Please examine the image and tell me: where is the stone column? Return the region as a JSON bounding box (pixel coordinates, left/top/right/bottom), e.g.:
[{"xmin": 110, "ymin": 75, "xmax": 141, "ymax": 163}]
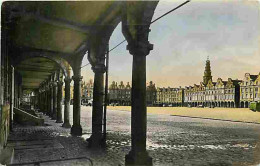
[
  {"xmin": 10, "ymin": 66, "xmax": 14, "ymax": 131},
  {"xmin": 47, "ymin": 83, "xmax": 51, "ymax": 116},
  {"xmin": 41, "ymin": 90, "xmax": 44, "ymax": 112},
  {"xmin": 56, "ymin": 80, "xmax": 63, "ymax": 123},
  {"xmin": 62, "ymin": 78, "xmax": 71, "ymax": 128},
  {"xmin": 39, "ymin": 90, "xmax": 42, "ymax": 111},
  {"xmin": 124, "ymin": 26, "xmax": 154, "ymax": 166},
  {"xmin": 88, "ymin": 64, "xmax": 105, "ymax": 148},
  {"xmin": 71, "ymin": 74, "xmax": 82, "ymax": 136},
  {"xmin": 38, "ymin": 91, "xmax": 41, "ymax": 111},
  {"xmin": 49, "ymin": 82, "xmax": 54, "ymax": 117},
  {"xmin": 52, "ymin": 81, "xmax": 57, "ymax": 120},
  {"xmin": 44, "ymin": 84, "xmax": 48, "ymax": 114}
]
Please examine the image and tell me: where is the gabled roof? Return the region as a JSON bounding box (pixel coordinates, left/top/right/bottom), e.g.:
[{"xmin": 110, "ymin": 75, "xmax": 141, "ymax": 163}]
[{"xmin": 250, "ymin": 75, "xmax": 258, "ymax": 81}]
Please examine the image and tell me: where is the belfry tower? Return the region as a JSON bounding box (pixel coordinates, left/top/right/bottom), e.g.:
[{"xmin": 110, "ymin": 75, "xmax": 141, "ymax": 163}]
[{"xmin": 203, "ymin": 56, "xmax": 212, "ymax": 85}]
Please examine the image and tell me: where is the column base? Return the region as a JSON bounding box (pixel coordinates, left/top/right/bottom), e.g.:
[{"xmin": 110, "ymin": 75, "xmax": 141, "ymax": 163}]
[
  {"xmin": 125, "ymin": 150, "xmax": 152, "ymax": 166},
  {"xmin": 56, "ymin": 120, "xmax": 63, "ymax": 123},
  {"xmin": 51, "ymin": 113, "xmax": 57, "ymax": 120},
  {"xmin": 71, "ymin": 125, "xmax": 82, "ymax": 136},
  {"xmin": 86, "ymin": 135, "xmax": 106, "ymax": 149},
  {"xmin": 62, "ymin": 122, "xmax": 71, "ymax": 128}
]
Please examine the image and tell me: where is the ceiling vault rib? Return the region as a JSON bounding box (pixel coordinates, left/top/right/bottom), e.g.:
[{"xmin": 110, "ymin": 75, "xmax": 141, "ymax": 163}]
[
  {"xmin": 17, "ymin": 69, "xmax": 54, "ymax": 73},
  {"xmin": 13, "ymin": 11, "xmax": 91, "ymax": 34}
]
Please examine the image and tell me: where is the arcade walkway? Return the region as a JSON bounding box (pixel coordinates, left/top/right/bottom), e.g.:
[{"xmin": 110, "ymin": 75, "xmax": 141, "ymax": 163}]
[
  {"xmin": 1, "ymin": 2, "xmax": 160, "ymax": 165},
  {"xmin": 7, "ymin": 111, "xmax": 123, "ymax": 166}
]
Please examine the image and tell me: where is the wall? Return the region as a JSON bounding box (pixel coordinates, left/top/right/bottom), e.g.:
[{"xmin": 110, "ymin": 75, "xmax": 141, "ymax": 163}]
[{"xmin": 0, "ymin": 105, "xmax": 10, "ymax": 152}]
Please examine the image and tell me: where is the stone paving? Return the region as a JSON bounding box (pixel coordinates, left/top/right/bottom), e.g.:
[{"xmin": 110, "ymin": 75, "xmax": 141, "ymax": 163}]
[{"xmin": 7, "ymin": 106, "xmax": 260, "ymax": 166}]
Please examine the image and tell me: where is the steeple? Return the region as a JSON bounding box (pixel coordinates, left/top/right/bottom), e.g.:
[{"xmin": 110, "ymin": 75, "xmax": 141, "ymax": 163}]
[{"xmin": 203, "ymin": 56, "xmax": 212, "ymax": 85}]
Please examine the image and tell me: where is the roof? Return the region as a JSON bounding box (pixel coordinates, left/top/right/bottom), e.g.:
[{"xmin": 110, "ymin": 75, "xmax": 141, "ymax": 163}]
[{"xmin": 250, "ymin": 75, "xmax": 258, "ymax": 81}]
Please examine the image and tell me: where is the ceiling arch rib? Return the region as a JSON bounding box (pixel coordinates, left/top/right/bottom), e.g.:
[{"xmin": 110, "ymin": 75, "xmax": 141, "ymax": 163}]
[
  {"xmin": 16, "ymin": 57, "xmax": 60, "ymax": 91},
  {"xmin": 4, "ymin": 1, "xmax": 123, "ymax": 56}
]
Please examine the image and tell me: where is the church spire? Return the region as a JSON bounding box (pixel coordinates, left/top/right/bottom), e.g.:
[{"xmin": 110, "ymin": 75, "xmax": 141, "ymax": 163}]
[{"xmin": 203, "ymin": 56, "xmax": 212, "ymax": 85}]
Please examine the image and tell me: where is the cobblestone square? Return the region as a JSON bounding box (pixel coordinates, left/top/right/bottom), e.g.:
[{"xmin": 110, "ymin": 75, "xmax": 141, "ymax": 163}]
[{"xmin": 8, "ymin": 106, "xmax": 260, "ymax": 166}]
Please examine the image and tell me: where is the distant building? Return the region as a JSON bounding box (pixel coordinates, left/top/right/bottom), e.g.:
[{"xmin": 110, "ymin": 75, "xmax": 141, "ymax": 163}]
[
  {"xmin": 184, "ymin": 57, "xmax": 243, "ymax": 108},
  {"xmin": 146, "ymin": 81, "xmax": 157, "ymax": 106},
  {"xmin": 108, "ymin": 81, "xmax": 157, "ymax": 106},
  {"xmin": 108, "ymin": 81, "xmax": 131, "ymax": 106},
  {"xmin": 156, "ymin": 87, "xmax": 183, "ymax": 106},
  {"xmin": 83, "ymin": 58, "xmax": 260, "ymax": 108},
  {"xmin": 240, "ymin": 73, "xmax": 260, "ymax": 107},
  {"xmin": 84, "ymin": 79, "xmax": 94, "ymax": 100}
]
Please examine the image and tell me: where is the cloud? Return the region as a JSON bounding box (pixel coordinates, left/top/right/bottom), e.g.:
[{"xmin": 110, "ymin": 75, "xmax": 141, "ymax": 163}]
[{"xmin": 82, "ymin": 0, "xmax": 260, "ymax": 88}]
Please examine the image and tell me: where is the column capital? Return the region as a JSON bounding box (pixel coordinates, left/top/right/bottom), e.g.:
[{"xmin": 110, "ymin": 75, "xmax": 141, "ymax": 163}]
[
  {"xmin": 57, "ymin": 81, "xmax": 64, "ymax": 86},
  {"xmin": 45, "ymin": 83, "xmax": 50, "ymax": 90},
  {"xmin": 52, "ymin": 81, "xmax": 58, "ymax": 87},
  {"xmin": 72, "ymin": 75, "xmax": 83, "ymax": 82},
  {"xmin": 91, "ymin": 64, "xmax": 106, "ymax": 74},
  {"xmin": 49, "ymin": 82, "xmax": 54, "ymax": 88},
  {"xmin": 127, "ymin": 41, "xmax": 153, "ymax": 57},
  {"xmin": 64, "ymin": 78, "xmax": 72, "ymax": 84}
]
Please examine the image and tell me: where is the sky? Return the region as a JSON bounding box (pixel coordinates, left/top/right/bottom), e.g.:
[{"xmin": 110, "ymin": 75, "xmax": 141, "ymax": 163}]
[{"xmin": 81, "ymin": 0, "xmax": 260, "ymax": 88}]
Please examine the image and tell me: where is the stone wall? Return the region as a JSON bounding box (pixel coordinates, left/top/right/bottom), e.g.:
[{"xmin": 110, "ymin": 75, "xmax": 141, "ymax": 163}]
[
  {"xmin": 0, "ymin": 104, "xmax": 10, "ymax": 152},
  {"xmin": 14, "ymin": 107, "xmax": 44, "ymax": 126}
]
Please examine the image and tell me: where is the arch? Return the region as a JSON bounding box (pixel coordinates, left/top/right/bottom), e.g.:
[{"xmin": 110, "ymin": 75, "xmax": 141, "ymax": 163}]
[
  {"xmin": 231, "ymin": 102, "xmax": 234, "ymax": 108},
  {"xmin": 241, "ymin": 101, "xmax": 244, "ymax": 108},
  {"xmin": 13, "ymin": 53, "xmax": 72, "ymax": 78},
  {"xmin": 245, "ymin": 101, "xmax": 249, "ymax": 108}
]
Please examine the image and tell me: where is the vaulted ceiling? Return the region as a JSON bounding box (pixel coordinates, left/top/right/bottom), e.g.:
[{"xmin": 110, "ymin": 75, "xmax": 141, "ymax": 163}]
[{"xmin": 2, "ymin": 1, "xmax": 123, "ymax": 91}]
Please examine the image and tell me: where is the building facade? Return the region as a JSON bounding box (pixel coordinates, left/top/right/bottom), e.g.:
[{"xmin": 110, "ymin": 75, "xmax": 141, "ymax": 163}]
[
  {"xmin": 156, "ymin": 87, "xmax": 184, "ymax": 106},
  {"xmin": 107, "ymin": 59, "xmax": 259, "ymax": 108},
  {"xmin": 240, "ymin": 73, "xmax": 260, "ymax": 108},
  {"xmin": 146, "ymin": 81, "xmax": 157, "ymax": 106},
  {"xmin": 184, "ymin": 58, "xmax": 244, "ymax": 108},
  {"xmin": 108, "ymin": 81, "xmax": 131, "ymax": 106}
]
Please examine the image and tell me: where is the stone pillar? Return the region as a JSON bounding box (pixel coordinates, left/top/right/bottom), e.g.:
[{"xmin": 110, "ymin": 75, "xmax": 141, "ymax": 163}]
[
  {"xmin": 38, "ymin": 91, "xmax": 41, "ymax": 110},
  {"xmin": 47, "ymin": 83, "xmax": 51, "ymax": 116},
  {"xmin": 44, "ymin": 85, "xmax": 48, "ymax": 114},
  {"xmin": 49, "ymin": 82, "xmax": 54, "ymax": 117},
  {"xmin": 52, "ymin": 81, "xmax": 57, "ymax": 120},
  {"xmin": 41, "ymin": 90, "xmax": 44, "ymax": 112},
  {"xmin": 56, "ymin": 80, "xmax": 63, "ymax": 123},
  {"xmin": 62, "ymin": 78, "xmax": 71, "ymax": 128},
  {"xmin": 10, "ymin": 66, "xmax": 14, "ymax": 131},
  {"xmin": 88, "ymin": 64, "xmax": 105, "ymax": 148},
  {"xmin": 39, "ymin": 90, "xmax": 42, "ymax": 111},
  {"xmin": 123, "ymin": 26, "xmax": 154, "ymax": 166},
  {"xmin": 71, "ymin": 74, "xmax": 82, "ymax": 136}
]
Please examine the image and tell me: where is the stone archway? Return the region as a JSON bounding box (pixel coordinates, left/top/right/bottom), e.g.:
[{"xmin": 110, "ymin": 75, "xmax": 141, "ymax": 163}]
[
  {"xmin": 231, "ymin": 102, "xmax": 234, "ymax": 108},
  {"xmin": 245, "ymin": 101, "xmax": 249, "ymax": 108},
  {"xmin": 241, "ymin": 102, "xmax": 244, "ymax": 108},
  {"xmin": 228, "ymin": 102, "xmax": 231, "ymax": 108}
]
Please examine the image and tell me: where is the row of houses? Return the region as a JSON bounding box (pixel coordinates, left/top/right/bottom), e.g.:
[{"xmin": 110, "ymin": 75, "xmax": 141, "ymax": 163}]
[{"xmin": 107, "ymin": 58, "xmax": 260, "ymax": 108}]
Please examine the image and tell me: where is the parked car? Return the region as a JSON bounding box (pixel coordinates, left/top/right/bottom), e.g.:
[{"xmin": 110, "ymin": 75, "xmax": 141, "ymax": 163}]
[{"xmin": 197, "ymin": 105, "xmax": 204, "ymax": 108}]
